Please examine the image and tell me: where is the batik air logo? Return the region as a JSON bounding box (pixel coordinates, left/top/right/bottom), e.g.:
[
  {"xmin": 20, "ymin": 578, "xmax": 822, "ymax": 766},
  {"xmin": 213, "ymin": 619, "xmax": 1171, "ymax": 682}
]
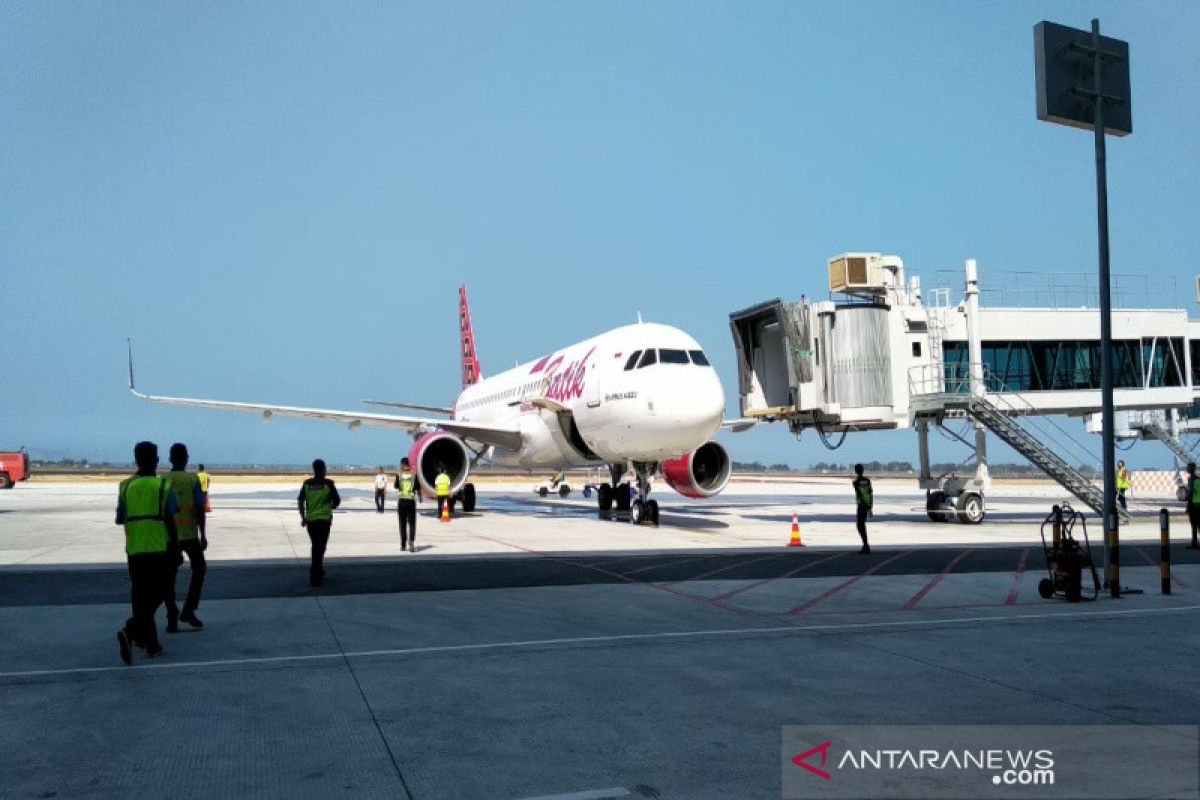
[{"xmin": 530, "ymin": 347, "xmax": 595, "ymax": 403}]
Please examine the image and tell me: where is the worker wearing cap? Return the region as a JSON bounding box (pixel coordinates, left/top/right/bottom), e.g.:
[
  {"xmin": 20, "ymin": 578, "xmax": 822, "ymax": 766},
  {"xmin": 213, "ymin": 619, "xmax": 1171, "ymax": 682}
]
[
  {"xmin": 394, "ymin": 457, "xmax": 421, "ymax": 552},
  {"xmin": 1115, "ymin": 460, "xmax": 1131, "ymax": 510},
  {"xmin": 298, "ymin": 459, "xmax": 341, "ymax": 587},
  {"xmin": 852, "ymin": 463, "xmax": 873, "ymax": 555},
  {"xmin": 115, "ymin": 441, "xmax": 179, "ymax": 664},
  {"xmin": 435, "ymin": 464, "xmax": 451, "ymax": 518},
  {"xmin": 163, "ymin": 443, "xmax": 207, "ymax": 632}
]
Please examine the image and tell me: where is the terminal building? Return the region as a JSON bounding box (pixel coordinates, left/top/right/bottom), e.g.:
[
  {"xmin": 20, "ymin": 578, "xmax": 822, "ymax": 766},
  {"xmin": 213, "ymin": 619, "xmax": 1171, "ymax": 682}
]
[{"xmin": 729, "ymin": 253, "xmax": 1200, "ymax": 523}]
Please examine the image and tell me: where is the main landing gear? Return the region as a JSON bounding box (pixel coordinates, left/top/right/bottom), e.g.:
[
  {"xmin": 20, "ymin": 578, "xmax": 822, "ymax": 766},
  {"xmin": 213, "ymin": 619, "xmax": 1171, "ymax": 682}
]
[{"xmin": 595, "ymin": 462, "xmax": 659, "ymax": 525}]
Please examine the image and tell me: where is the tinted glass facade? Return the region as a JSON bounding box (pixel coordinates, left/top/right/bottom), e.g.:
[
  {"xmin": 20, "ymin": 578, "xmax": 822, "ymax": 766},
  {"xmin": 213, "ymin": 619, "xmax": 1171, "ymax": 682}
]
[{"xmin": 943, "ymin": 339, "xmax": 1186, "ymax": 392}]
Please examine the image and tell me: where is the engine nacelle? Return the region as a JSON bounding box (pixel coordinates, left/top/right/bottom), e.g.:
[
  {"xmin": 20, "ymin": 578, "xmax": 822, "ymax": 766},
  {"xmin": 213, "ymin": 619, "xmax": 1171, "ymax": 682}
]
[
  {"xmin": 661, "ymin": 440, "xmax": 732, "ymax": 499},
  {"xmin": 407, "ymin": 431, "xmax": 471, "ymax": 498}
]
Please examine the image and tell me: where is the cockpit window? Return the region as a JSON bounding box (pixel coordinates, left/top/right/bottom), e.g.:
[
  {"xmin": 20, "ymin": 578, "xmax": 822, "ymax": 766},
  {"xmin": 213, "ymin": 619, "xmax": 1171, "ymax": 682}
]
[
  {"xmin": 689, "ymin": 349, "xmax": 710, "ymax": 366},
  {"xmin": 624, "ymin": 350, "xmax": 642, "ymax": 371},
  {"xmin": 660, "ymin": 348, "xmax": 689, "ymax": 365},
  {"xmin": 637, "ymin": 349, "xmax": 658, "ymax": 369}
]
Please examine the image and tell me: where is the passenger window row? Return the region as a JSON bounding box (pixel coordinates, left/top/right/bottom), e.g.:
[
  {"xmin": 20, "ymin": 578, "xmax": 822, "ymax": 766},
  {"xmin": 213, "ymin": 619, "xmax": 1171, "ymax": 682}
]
[{"xmin": 623, "ymin": 348, "xmax": 711, "ymax": 371}]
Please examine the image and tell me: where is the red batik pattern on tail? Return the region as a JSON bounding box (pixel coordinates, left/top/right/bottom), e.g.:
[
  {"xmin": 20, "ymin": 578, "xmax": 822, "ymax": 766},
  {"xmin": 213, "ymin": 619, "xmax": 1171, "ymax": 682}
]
[{"xmin": 459, "ymin": 285, "xmax": 482, "ymax": 389}]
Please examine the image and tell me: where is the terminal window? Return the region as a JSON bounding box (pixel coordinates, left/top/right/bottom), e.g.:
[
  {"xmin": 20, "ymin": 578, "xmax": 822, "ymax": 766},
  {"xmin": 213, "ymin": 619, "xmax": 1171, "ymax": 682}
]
[{"xmin": 943, "ymin": 338, "xmax": 1186, "ymax": 392}]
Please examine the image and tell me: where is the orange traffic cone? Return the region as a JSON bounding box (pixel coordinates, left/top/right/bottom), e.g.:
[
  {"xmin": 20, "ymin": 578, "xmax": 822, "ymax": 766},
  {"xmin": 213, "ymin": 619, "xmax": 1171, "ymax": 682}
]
[
  {"xmin": 787, "ymin": 514, "xmax": 804, "ymax": 547},
  {"xmin": 440, "ymin": 501, "xmax": 450, "ymax": 523}
]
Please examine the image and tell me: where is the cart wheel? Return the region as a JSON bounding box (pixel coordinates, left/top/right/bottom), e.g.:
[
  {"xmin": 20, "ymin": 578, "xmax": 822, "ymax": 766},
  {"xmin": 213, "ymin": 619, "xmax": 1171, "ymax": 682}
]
[{"xmin": 1037, "ymin": 578, "xmax": 1054, "ymax": 599}]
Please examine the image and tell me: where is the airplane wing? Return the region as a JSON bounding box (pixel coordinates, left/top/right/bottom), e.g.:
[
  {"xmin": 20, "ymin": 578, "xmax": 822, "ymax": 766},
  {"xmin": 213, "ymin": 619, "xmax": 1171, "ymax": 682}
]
[
  {"xmin": 126, "ymin": 342, "xmax": 523, "ymax": 451},
  {"xmin": 722, "ymin": 419, "xmax": 758, "ymax": 433},
  {"xmin": 362, "ymin": 399, "xmax": 454, "ymax": 415}
]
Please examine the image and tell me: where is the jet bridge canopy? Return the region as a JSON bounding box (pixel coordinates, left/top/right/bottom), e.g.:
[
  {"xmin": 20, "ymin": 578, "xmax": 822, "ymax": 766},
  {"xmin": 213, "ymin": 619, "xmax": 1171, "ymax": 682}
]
[{"xmin": 729, "ymin": 298, "xmax": 813, "ymax": 418}]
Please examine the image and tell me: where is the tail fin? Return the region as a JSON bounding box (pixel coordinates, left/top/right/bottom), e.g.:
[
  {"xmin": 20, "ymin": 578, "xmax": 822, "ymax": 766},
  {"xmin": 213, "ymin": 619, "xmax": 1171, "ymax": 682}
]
[{"xmin": 459, "ymin": 285, "xmax": 482, "ymax": 389}]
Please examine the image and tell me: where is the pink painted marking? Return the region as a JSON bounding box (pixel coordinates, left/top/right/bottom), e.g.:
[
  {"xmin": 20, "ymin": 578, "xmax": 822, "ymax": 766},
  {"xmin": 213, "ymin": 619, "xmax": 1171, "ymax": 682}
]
[
  {"xmin": 710, "ymin": 553, "xmax": 849, "ymax": 603},
  {"xmin": 1132, "ymin": 545, "xmax": 1188, "ymax": 588},
  {"xmin": 902, "ymin": 550, "xmax": 973, "ymax": 611},
  {"xmin": 1005, "ymin": 548, "xmax": 1030, "ymax": 606},
  {"xmin": 785, "ymin": 552, "xmax": 908, "ymax": 615}
]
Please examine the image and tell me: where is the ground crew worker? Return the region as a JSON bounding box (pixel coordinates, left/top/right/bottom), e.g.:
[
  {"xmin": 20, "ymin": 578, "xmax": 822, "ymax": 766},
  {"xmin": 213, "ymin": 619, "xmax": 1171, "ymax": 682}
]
[
  {"xmin": 394, "ymin": 457, "xmax": 420, "ymax": 551},
  {"xmin": 1187, "ymin": 462, "xmax": 1200, "ymax": 549},
  {"xmin": 298, "ymin": 459, "xmax": 341, "ymax": 587},
  {"xmin": 115, "ymin": 441, "xmax": 179, "ymax": 664},
  {"xmin": 550, "ymin": 468, "xmax": 565, "ymax": 489},
  {"xmin": 852, "ymin": 463, "xmax": 872, "ymax": 554},
  {"xmin": 1115, "ymin": 460, "xmax": 1131, "ymax": 510},
  {"xmin": 163, "ymin": 443, "xmax": 207, "ymax": 632},
  {"xmin": 197, "ymin": 463, "xmax": 211, "ymax": 512},
  {"xmin": 435, "ymin": 463, "xmax": 451, "ymax": 518},
  {"xmin": 374, "ymin": 466, "xmax": 388, "ymax": 513}
]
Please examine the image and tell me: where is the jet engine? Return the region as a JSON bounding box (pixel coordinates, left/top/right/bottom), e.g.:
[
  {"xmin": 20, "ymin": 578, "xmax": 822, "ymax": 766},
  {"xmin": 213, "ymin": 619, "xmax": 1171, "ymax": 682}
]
[
  {"xmin": 661, "ymin": 440, "xmax": 732, "ymax": 499},
  {"xmin": 407, "ymin": 431, "xmax": 476, "ymax": 511}
]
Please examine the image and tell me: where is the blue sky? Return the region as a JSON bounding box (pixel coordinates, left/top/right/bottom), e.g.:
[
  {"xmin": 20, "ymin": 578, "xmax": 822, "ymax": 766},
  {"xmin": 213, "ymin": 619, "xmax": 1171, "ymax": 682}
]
[{"xmin": 2, "ymin": 2, "xmax": 1198, "ymax": 470}]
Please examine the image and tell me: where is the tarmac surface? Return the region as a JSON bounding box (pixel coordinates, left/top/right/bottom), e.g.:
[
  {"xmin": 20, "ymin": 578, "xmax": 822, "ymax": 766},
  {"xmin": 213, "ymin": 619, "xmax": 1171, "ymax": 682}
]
[{"xmin": 2, "ymin": 479, "xmax": 1198, "ymax": 798}]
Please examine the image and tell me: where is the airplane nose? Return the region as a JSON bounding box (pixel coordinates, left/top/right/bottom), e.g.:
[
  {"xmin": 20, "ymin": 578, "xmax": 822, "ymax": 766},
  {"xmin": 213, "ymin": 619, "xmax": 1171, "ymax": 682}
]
[{"xmin": 656, "ymin": 372, "xmax": 725, "ymax": 446}]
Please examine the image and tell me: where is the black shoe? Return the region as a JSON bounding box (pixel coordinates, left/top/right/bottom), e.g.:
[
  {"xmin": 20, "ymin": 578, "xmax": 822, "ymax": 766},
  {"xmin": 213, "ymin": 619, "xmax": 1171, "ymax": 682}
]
[
  {"xmin": 179, "ymin": 610, "xmax": 204, "ymax": 629},
  {"xmin": 145, "ymin": 644, "xmax": 165, "ymax": 658},
  {"xmin": 117, "ymin": 630, "xmax": 132, "ymax": 665},
  {"xmin": 858, "ymin": 546, "xmax": 871, "ymax": 554},
  {"xmin": 166, "ymin": 619, "xmax": 179, "ymax": 634},
  {"xmin": 409, "ymin": 544, "xmax": 416, "ymax": 553}
]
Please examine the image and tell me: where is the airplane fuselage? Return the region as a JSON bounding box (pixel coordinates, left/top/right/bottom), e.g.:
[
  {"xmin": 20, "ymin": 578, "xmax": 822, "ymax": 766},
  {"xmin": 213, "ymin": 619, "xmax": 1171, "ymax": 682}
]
[{"xmin": 454, "ymin": 323, "xmax": 724, "ymax": 468}]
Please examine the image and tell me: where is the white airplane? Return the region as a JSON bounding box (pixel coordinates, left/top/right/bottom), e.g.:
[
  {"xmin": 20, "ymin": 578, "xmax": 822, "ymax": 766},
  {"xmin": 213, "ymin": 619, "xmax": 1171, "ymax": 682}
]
[{"xmin": 128, "ymin": 287, "xmax": 741, "ymax": 525}]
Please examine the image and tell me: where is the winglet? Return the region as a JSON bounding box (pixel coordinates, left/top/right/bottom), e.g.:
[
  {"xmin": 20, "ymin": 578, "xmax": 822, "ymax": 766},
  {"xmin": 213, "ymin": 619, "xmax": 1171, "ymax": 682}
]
[{"xmin": 127, "ymin": 339, "xmax": 146, "ymax": 398}]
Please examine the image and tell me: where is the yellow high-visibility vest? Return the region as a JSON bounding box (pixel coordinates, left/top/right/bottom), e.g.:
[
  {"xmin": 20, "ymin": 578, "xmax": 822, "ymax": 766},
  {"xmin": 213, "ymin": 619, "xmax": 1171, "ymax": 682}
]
[
  {"xmin": 435, "ymin": 472, "xmax": 451, "ymax": 498},
  {"xmin": 165, "ymin": 470, "xmax": 201, "ymax": 540},
  {"xmin": 120, "ymin": 476, "xmax": 170, "ymax": 555},
  {"xmin": 397, "ymin": 471, "xmax": 417, "ymax": 501}
]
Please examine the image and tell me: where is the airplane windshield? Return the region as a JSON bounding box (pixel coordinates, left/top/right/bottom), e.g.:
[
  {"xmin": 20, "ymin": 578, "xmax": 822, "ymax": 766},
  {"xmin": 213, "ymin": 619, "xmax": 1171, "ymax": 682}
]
[
  {"xmin": 624, "ymin": 351, "xmax": 642, "ymax": 371},
  {"xmin": 689, "ymin": 350, "xmax": 710, "ymax": 366},
  {"xmin": 637, "ymin": 349, "xmax": 658, "ymax": 368},
  {"xmin": 659, "ymin": 348, "xmax": 689, "ymax": 365}
]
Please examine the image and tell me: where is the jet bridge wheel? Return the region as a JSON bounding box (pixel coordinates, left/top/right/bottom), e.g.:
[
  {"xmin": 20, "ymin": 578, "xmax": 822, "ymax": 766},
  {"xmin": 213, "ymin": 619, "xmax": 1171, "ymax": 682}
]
[
  {"xmin": 955, "ymin": 492, "xmax": 985, "ymax": 525},
  {"xmin": 926, "ymin": 491, "xmax": 949, "ymax": 523}
]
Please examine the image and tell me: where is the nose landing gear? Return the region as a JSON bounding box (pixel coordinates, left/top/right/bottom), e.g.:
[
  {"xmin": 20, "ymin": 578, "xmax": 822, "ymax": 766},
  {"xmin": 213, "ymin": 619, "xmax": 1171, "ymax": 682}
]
[{"xmin": 595, "ymin": 461, "xmax": 659, "ymax": 525}]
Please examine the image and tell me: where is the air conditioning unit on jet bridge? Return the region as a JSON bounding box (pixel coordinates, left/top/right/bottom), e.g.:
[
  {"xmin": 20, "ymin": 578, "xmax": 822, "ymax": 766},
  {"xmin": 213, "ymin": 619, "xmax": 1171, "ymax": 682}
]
[{"xmin": 828, "ymin": 253, "xmax": 889, "ymax": 294}]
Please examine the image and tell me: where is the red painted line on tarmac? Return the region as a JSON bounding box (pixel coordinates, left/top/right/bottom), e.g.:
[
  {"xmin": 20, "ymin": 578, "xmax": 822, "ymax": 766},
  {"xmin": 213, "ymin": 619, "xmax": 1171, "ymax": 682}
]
[
  {"xmin": 902, "ymin": 550, "xmax": 973, "ymax": 611},
  {"xmin": 1005, "ymin": 548, "xmax": 1030, "ymax": 606},
  {"xmin": 1132, "ymin": 545, "xmax": 1188, "ymax": 588},
  {"xmin": 681, "ymin": 554, "xmax": 787, "ymax": 582},
  {"xmin": 785, "ymin": 552, "xmax": 908, "ymax": 615},
  {"xmin": 710, "ymin": 553, "xmax": 849, "ymax": 603},
  {"xmin": 620, "ymin": 556, "xmax": 713, "ymax": 577},
  {"xmin": 473, "ymin": 535, "xmax": 761, "ymax": 619}
]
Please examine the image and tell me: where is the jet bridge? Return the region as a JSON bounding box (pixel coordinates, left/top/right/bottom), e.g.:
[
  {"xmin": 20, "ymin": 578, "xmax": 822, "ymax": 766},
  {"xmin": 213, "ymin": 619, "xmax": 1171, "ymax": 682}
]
[{"xmin": 729, "ymin": 253, "xmax": 1200, "ymax": 523}]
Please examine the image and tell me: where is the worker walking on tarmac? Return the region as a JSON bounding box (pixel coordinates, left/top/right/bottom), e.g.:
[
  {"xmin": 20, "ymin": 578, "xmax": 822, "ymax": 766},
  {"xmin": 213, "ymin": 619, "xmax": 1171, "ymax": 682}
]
[
  {"xmin": 1115, "ymin": 460, "xmax": 1131, "ymax": 510},
  {"xmin": 163, "ymin": 443, "xmax": 207, "ymax": 632},
  {"xmin": 115, "ymin": 441, "xmax": 179, "ymax": 664},
  {"xmin": 435, "ymin": 463, "xmax": 451, "ymax": 519},
  {"xmin": 395, "ymin": 457, "xmax": 420, "ymax": 551},
  {"xmin": 197, "ymin": 463, "xmax": 211, "ymax": 512},
  {"xmin": 374, "ymin": 466, "xmax": 388, "ymax": 513},
  {"xmin": 298, "ymin": 459, "xmax": 341, "ymax": 587},
  {"xmin": 1186, "ymin": 462, "xmax": 1200, "ymax": 549},
  {"xmin": 852, "ymin": 463, "xmax": 873, "ymax": 554}
]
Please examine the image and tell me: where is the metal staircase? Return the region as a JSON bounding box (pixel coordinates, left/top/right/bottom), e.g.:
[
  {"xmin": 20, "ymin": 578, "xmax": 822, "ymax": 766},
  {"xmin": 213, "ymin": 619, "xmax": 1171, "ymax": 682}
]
[
  {"xmin": 963, "ymin": 395, "xmax": 1130, "ymax": 524},
  {"xmin": 909, "ymin": 363, "xmax": 1132, "ymax": 524},
  {"xmin": 1142, "ymin": 420, "xmax": 1194, "ymax": 465}
]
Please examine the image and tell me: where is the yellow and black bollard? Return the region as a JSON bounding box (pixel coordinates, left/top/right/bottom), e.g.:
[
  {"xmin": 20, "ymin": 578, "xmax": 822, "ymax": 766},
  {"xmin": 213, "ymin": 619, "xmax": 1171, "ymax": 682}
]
[{"xmin": 1160, "ymin": 508, "xmax": 1172, "ymax": 596}]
